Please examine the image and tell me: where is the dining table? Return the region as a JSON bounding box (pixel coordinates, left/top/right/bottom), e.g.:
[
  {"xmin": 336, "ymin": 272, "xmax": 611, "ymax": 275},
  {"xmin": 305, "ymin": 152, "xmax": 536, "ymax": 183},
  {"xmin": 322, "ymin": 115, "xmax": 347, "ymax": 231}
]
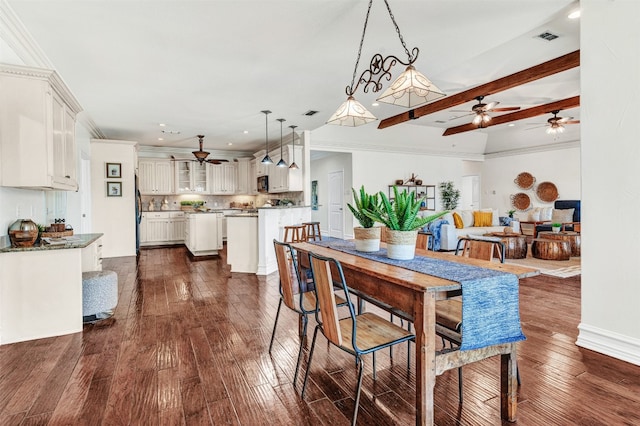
[{"xmin": 292, "ymin": 240, "xmax": 538, "ymax": 426}]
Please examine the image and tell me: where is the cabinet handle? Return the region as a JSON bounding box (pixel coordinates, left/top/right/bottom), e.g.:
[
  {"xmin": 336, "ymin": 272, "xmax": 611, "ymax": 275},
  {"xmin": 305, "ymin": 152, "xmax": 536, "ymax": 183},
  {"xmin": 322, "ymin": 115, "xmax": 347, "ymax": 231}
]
[{"xmin": 65, "ymin": 175, "xmax": 71, "ymax": 178}]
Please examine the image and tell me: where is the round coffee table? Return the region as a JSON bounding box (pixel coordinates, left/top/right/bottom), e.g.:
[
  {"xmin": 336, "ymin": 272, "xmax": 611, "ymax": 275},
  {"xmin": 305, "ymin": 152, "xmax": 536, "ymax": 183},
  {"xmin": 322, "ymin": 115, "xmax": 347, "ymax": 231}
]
[
  {"xmin": 537, "ymin": 231, "xmax": 581, "ymax": 257},
  {"xmin": 485, "ymin": 232, "xmax": 527, "ymax": 259}
]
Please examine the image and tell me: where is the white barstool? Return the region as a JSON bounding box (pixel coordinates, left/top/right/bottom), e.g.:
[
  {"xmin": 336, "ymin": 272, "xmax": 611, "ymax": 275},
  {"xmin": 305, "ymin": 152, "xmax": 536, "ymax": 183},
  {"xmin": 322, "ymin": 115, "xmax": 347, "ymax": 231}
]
[{"xmin": 82, "ymin": 270, "xmax": 118, "ymax": 322}]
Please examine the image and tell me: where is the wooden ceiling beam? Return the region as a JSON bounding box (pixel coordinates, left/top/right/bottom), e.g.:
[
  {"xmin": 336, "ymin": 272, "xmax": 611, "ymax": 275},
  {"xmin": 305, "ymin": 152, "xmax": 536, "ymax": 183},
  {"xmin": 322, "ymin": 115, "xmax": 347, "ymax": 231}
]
[
  {"xmin": 377, "ymin": 50, "xmax": 580, "ymax": 129},
  {"xmin": 442, "ymin": 96, "xmax": 580, "ymax": 136}
]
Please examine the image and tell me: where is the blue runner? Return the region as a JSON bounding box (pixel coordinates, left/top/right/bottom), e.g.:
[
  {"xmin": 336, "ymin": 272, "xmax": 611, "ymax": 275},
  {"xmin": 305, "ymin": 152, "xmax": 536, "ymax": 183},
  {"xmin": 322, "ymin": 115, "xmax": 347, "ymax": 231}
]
[{"xmin": 309, "ymin": 238, "xmax": 525, "ymax": 351}]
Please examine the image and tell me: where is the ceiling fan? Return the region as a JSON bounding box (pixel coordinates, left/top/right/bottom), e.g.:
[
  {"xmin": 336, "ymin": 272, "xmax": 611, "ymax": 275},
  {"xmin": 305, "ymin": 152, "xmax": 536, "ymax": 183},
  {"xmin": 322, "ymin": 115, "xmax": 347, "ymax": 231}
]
[
  {"xmin": 528, "ymin": 110, "xmax": 580, "ymax": 134},
  {"xmin": 451, "ymin": 96, "xmax": 521, "ymax": 127},
  {"xmin": 171, "ymin": 135, "xmax": 229, "ymax": 165}
]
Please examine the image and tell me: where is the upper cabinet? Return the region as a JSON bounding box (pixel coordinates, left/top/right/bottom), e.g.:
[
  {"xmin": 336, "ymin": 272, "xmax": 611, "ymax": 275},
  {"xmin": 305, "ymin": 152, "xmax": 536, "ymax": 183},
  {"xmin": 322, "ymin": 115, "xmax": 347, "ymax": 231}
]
[
  {"xmin": 210, "ymin": 163, "xmax": 237, "ymax": 195},
  {"xmin": 235, "ymin": 158, "xmax": 251, "ymax": 195},
  {"xmin": 0, "ymin": 64, "xmax": 83, "ymax": 191},
  {"xmin": 139, "ymin": 159, "xmax": 174, "ymax": 194},
  {"xmin": 174, "ymin": 160, "xmax": 209, "ymax": 194},
  {"xmin": 268, "ymin": 145, "xmax": 303, "ymax": 193}
]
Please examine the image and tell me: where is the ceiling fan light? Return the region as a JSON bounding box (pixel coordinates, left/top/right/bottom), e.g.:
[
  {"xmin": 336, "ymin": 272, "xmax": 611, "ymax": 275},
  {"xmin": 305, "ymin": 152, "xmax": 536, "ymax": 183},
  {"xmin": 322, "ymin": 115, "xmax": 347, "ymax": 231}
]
[
  {"xmin": 376, "ymin": 66, "xmax": 446, "ymax": 108},
  {"xmin": 326, "ymin": 96, "xmax": 377, "ymax": 127},
  {"xmin": 482, "ymin": 114, "xmax": 491, "ymax": 123},
  {"xmin": 472, "ymin": 114, "xmax": 483, "ymax": 125}
]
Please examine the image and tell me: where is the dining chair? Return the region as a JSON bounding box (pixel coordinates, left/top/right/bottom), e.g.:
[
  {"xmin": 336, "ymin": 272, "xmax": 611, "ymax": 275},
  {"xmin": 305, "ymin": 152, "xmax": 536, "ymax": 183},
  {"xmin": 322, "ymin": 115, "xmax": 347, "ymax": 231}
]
[
  {"xmin": 269, "ymin": 240, "xmax": 346, "ymax": 388},
  {"xmin": 455, "ymin": 237, "xmax": 505, "ymax": 263},
  {"xmin": 302, "ymin": 251, "xmax": 415, "ymax": 426}
]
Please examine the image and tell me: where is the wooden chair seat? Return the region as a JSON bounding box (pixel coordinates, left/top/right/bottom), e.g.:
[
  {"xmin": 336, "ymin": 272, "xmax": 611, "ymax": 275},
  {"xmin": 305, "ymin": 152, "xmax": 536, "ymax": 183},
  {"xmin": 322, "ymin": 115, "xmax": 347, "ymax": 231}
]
[{"xmin": 338, "ymin": 312, "xmax": 414, "ymax": 353}]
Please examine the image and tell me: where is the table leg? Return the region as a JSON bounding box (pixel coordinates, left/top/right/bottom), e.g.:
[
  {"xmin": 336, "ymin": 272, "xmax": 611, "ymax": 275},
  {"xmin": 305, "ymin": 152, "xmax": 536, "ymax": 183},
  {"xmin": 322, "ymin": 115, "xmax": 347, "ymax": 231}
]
[
  {"xmin": 414, "ymin": 291, "xmax": 436, "ymax": 425},
  {"xmin": 500, "ymin": 343, "xmax": 518, "ymax": 422}
]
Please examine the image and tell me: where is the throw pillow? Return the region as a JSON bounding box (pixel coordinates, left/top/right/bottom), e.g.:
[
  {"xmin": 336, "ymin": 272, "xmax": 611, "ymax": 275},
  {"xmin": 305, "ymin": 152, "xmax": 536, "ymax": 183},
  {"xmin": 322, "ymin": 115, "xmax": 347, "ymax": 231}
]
[
  {"xmin": 473, "ymin": 211, "xmax": 493, "ymax": 227},
  {"xmin": 528, "ymin": 208, "xmax": 541, "ymax": 222},
  {"xmin": 480, "ymin": 208, "xmax": 500, "ymax": 226},
  {"xmin": 551, "ymin": 208, "xmax": 575, "ymax": 224},
  {"xmin": 452, "ymin": 212, "xmax": 464, "ymax": 229},
  {"xmin": 441, "ymin": 212, "xmax": 455, "ymax": 227},
  {"xmin": 460, "ymin": 210, "xmax": 474, "ymax": 228},
  {"xmin": 540, "ymin": 207, "xmax": 553, "ymax": 221}
]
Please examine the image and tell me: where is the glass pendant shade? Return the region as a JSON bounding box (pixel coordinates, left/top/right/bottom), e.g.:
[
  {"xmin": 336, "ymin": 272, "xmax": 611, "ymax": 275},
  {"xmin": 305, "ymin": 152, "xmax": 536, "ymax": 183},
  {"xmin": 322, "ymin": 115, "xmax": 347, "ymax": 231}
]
[
  {"xmin": 326, "ymin": 96, "xmax": 377, "ymax": 127},
  {"xmin": 376, "ymin": 65, "xmax": 445, "ymax": 108}
]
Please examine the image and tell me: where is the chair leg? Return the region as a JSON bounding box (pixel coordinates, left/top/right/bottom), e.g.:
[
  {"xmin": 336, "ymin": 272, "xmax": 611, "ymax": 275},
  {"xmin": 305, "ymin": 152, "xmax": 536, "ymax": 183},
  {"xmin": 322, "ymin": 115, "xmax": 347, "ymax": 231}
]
[
  {"xmin": 517, "ymin": 365, "xmax": 521, "ymax": 386},
  {"xmin": 407, "ymin": 322, "xmax": 412, "ymax": 369},
  {"xmin": 301, "ymin": 326, "xmax": 320, "ymax": 398},
  {"xmin": 352, "ymin": 356, "xmax": 365, "ymax": 426},
  {"xmin": 293, "ymin": 314, "xmax": 308, "ymax": 389},
  {"xmin": 372, "ymin": 352, "xmax": 376, "ymax": 380},
  {"xmin": 268, "ymin": 299, "xmax": 283, "ymax": 353},
  {"xmin": 458, "ymin": 367, "xmax": 463, "ymax": 403}
]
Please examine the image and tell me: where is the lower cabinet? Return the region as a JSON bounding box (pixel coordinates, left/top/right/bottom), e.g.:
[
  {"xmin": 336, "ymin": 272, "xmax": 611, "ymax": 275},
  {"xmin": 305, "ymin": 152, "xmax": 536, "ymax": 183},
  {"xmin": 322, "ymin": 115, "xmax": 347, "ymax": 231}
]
[
  {"xmin": 185, "ymin": 212, "xmax": 223, "ymax": 256},
  {"xmin": 81, "ymin": 237, "xmax": 103, "ymax": 272},
  {"xmin": 140, "ymin": 212, "xmax": 185, "ymax": 246}
]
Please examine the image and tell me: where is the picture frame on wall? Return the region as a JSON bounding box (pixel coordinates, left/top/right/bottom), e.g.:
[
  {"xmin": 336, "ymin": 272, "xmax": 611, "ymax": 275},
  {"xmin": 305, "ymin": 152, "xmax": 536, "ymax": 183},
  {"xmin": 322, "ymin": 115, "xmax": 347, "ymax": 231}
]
[
  {"xmin": 106, "ymin": 162, "xmax": 121, "ymax": 178},
  {"xmin": 107, "ymin": 181, "xmax": 122, "ymax": 197}
]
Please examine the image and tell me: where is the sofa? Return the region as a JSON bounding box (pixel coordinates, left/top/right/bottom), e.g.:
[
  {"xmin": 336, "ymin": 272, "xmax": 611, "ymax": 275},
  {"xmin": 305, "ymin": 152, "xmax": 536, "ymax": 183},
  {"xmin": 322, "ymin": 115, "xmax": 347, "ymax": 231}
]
[
  {"xmin": 517, "ymin": 200, "xmax": 581, "ymax": 238},
  {"xmin": 429, "ymin": 209, "xmax": 510, "ymax": 251}
]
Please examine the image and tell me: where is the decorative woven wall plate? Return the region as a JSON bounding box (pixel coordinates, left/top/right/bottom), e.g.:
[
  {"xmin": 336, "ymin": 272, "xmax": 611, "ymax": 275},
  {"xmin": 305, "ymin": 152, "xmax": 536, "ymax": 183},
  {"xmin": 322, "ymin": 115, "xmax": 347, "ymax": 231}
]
[
  {"xmin": 514, "ymin": 172, "xmax": 536, "ymax": 189},
  {"xmin": 536, "ymin": 181, "xmax": 559, "ymax": 202},
  {"xmin": 510, "ymin": 192, "xmax": 531, "ymax": 211}
]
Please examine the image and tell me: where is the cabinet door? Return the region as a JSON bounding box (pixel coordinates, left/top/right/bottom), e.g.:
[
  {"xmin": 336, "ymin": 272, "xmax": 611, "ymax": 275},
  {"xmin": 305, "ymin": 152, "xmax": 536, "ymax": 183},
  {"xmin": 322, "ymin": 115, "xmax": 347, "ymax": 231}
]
[
  {"xmin": 155, "ymin": 161, "xmax": 173, "ymax": 194},
  {"xmin": 236, "ymin": 160, "xmax": 249, "ymax": 194},
  {"xmin": 140, "ymin": 216, "xmax": 148, "ymax": 242},
  {"xmin": 249, "ymin": 160, "xmax": 258, "ymax": 194},
  {"xmin": 51, "ymin": 92, "xmax": 65, "ymax": 181},
  {"xmin": 138, "ymin": 161, "xmax": 155, "ymax": 194},
  {"xmin": 175, "ymin": 161, "xmax": 192, "ymax": 193},
  {"xmin": 63, "ymin": 108, "xmax": 76, "ymax": 182},
  {"xmin": 146, "ymin": 218, "xmax": 169, "ymax": 242},
  {"xmin": 210, "ymin": 164, "xmax": 224, "ymax": 194},
  {"xmin": 169, "ymin": 219, "xmax": 185, "ymax": 241},
  {"xmin": 192, "ymin": 162, "xmax": 208, "ymax": 193},
  {"xmin": 223, "ymin": 164, "xmax": 237, "ymax": 193}
]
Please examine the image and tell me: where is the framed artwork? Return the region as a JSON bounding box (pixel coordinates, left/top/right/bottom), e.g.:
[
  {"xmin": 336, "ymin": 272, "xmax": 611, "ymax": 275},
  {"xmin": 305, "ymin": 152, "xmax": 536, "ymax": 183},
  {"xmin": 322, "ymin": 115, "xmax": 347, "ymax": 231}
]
[
  {"xmin": 107, "ymin": 181, "xmax": 122, "ymax": 197},
  {"xmin": 106, "ymin": 162, "xmax": 122, "ymax": 178},
  {"xmin": 311, "ymin": 180, "xmax": 318, "ymax": 210}
]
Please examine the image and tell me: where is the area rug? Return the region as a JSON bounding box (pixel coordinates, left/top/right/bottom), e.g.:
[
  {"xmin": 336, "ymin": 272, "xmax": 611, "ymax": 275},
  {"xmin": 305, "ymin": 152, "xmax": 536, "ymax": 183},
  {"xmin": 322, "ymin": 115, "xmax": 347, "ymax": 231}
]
[{"xmin": 503, "ymin": 256, "xmax": 581, "ymax": 278}]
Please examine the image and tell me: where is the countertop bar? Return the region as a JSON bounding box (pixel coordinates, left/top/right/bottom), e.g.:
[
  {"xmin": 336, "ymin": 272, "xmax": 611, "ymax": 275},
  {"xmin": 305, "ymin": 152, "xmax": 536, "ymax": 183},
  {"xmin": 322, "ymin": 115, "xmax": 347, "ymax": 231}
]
[{"xmin": 0, "ymin": 233, "xmax": 103, "ymax": 253}]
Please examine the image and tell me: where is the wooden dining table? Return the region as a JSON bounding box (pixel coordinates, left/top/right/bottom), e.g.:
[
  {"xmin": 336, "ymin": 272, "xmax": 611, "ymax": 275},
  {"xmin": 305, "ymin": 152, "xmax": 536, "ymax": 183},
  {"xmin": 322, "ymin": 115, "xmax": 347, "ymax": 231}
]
[{"xmin": 292, "ymin": 241, "xmax": 538, "ymax": 426}]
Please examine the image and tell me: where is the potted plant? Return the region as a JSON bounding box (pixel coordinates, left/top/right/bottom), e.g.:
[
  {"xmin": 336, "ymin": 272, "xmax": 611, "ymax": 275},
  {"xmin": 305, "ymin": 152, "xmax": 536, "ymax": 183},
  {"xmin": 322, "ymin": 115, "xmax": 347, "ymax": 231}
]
[
  {"xmin": 508, "ymin": 209, "xmax": 516, "ymax": 219},
  {"xmin": 363, "ymin": 187, "xmax": 446, "ymax": 260},
  {"xmin": 552, "ymin": 223, "xmax": 562, "ymax": 233},
  {"xmin": 347, "ymin": 186, "xmax": 382, "ymax": 252},
  {"xmin": 439, "ymin": 181, "xmax": 460, "ymax": 210}
]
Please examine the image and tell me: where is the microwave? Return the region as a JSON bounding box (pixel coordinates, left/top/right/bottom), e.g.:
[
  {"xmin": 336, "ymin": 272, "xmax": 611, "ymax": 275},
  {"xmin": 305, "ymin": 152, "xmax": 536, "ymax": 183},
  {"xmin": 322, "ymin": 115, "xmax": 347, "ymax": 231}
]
[{"xmin": 257, "ymin": 175, "xmax": 269, "ymax": 193}]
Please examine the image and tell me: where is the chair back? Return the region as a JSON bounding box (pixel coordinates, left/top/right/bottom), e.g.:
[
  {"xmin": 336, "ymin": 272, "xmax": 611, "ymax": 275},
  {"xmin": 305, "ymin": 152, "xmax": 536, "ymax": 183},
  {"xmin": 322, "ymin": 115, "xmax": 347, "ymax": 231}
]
[
  {"xmin": 308, "ymin": 252, "xmax": 347, "ymax": 347},
  {"xmin": 273, "ymin": 240, "xmax": 301, "ymax": 311},
  {"xmin": 457, "ymin": 239, "xmax": 495, "ymax": 262}
]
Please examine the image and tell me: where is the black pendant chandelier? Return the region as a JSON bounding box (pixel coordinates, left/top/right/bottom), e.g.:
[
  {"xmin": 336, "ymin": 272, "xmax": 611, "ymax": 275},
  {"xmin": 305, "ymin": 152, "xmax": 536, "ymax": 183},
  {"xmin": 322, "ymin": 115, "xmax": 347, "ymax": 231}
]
[
  {"xmin": 288, "ymin": 125, "xmax": 299, "ymax": 170},
  {"xmin": 276, "ymin": 118, "xmax": 287, "ymax": 167},
  {"xmin": 261, "ymin": 110, "xmax": 273, "ymax": 164}
]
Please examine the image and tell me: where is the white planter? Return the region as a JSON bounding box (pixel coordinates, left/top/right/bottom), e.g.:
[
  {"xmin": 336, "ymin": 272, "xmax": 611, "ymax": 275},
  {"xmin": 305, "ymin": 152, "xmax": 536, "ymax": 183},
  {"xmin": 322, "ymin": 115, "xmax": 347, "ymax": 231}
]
[
  {"xmin": 353, "ymin": 227, "xmax": 381, "ymax": 252},
  {"xmin": 552, "ymin": 226, "xmax": 561, "ymax": 233},
  {"xmin": 385, "ymin": 229, "xmax": 418, "ymax": 260}
]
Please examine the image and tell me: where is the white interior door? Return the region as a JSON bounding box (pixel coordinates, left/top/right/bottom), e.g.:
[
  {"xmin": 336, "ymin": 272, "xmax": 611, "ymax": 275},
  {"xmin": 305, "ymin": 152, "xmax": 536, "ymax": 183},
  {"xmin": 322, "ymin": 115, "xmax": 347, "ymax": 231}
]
[
  {"xmin": 328, "ymin": 170, "xmax": 344, "ymax": 239},
  {"xmin": 80, "ymin": 156, "xmax": 91, "ymax": 233},
  {"xmin": 461, "ymin": 175, "xmax": 480, "ymax": 210}
]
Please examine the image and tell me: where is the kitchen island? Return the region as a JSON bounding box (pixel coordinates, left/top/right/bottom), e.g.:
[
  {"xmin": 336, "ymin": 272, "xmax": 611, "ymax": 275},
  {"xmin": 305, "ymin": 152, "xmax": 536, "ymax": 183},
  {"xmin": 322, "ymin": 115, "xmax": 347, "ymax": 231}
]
[
  {"xmin": 0, "ymin": 233, "xmax": 103, "ymax": 345},
  {"xmin": 184, "ymin": 211, "xmax": 224, "ymax": 256},
  {"xmin": 226, "ymin": 212, "xmax": 259, "ymax": 273},
  {"xmin": 256, "ymin": 205, "xmax": 311, "ymax": 275}
]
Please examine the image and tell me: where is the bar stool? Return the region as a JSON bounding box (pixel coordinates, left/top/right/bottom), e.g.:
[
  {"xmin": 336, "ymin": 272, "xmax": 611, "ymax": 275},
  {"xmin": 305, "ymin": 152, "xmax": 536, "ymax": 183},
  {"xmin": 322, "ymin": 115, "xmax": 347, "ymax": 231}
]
[
  {"xmin": 303, "ymin": 221, "xmax": 321, "ymax": 241},
  {"xmin": 283, "ymin": 225, "xmax": 307, "ymax": 243}
]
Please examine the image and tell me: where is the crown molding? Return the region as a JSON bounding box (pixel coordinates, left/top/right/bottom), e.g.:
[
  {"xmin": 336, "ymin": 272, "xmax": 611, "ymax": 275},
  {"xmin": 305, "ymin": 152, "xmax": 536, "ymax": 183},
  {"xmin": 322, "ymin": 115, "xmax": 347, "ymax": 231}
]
[
  {"xmin": 77, "ymin": 112, "xmax": 106, "ymax": 139},
  {"xmin": 484, "ymin": 139, "xmax": 580, "ymax": 159},
  {"xmin": 0, "ymin": 1, "xmax": 53, "ymax": 68}
]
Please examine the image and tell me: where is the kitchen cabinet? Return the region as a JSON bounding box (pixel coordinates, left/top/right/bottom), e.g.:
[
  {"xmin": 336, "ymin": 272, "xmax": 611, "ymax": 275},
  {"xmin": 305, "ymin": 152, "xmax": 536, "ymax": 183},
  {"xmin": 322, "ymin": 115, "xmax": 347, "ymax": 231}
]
[
  {"xmin": 235, "ymin": 158, "xmax": 251, "ymax": 194},
  {"xmin": 81, "ymin": 237, "xmax": 103, "ymax": 272},
  {"xmin": 140, "ymin": 212, "xmax": 185, "ymax": 245},
  {"xmin": 175, "ymin": 160, "xmax": 209, "ymax": 194},
  {"xmin": 185, "ymin": 212, "xmax": 223, "ymax": 256},
  {"xmin": 249, "ymin": 159, "xmax": 258, "ymax": 195},
  {"xmin": 254, "ymin": 151, "xmax": 270, "ymax": 177},
  {"xmin": 138, "ymin": 159, "xmax": 173, "ymax": 195},
  {"xmin": 267, "ymin": 145, "xmax": 303, "ymax": 193},
  {"xmin": 210, "ymin": 163, "xmax": 237, "ymax": 194},
  {"xmin": 0, "ymin": 64, "xmax": 82, "ymax": 191}
]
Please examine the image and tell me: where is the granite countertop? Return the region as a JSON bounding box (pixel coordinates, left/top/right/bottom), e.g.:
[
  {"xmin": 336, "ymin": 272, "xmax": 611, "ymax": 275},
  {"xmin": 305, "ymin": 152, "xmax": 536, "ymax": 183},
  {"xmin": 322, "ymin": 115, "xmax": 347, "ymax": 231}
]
[
  {"xmin": 226, "ymin": 213, "xmax": 259, "ymax": 218},
  {"xmin": 258, "ymin": 205, "xmax": 311, "ymax": 209},
  {"xmin": 0, "ymin": 233, "xmax": 104, "ymax": 253}
]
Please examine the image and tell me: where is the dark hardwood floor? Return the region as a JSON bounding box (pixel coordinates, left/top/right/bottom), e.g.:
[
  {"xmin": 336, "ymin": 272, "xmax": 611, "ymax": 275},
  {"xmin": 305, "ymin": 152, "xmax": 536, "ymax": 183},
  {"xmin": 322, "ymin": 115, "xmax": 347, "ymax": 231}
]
[{"xmin": 1, "ymin": 245, "xmax": 639, "ymax": 425}]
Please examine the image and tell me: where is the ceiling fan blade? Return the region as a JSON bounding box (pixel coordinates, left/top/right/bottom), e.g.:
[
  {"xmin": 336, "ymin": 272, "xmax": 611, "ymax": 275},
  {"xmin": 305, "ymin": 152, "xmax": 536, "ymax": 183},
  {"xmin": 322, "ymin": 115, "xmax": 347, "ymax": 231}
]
[
  {"xmin": 557, "ymin": 116, "xmax": 574, "ymax": 123},
  {"xmin": 491, "ymin": 106, "xmax": 521, "ymax": 112},
  {"xmin": 484, "ymin": 101, "xmax": 499, "ymax": 110},
  {"xmin": 565, "ymin": 120, "xmax": 580, "ymax": 124}
]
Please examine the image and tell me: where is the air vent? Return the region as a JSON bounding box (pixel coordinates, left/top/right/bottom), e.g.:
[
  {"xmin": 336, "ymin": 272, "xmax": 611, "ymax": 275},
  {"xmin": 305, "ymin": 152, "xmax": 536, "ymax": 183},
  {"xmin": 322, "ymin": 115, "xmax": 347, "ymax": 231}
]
[
  {"xmin": 434, "ymin": 120, "xmax": 446, "ymax": 124},
  {"xmin": 537, "ymin": 31, "xmax": 559, "ymax": 41},
  {"xmin": 303, "ymin": 110, "xmax": 319, "ymax": 116},
  {"xmin": 161, "ymin": 130, "xmax": 181, "ymax": 134}
]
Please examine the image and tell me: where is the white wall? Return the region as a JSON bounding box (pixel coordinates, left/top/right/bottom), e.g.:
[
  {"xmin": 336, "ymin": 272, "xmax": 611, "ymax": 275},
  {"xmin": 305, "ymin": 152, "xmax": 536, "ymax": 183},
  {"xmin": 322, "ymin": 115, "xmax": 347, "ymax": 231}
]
[
  {"xmin": 577, "ymin": 0, "xmax": 640, "ymax": 365},
  {"xmin": 482, "ymin": 145, "xmax": 581, "ymax": 218},
  {"xmin": 90, "ymin": 140, "xmax": 137, "ymax": 258}
]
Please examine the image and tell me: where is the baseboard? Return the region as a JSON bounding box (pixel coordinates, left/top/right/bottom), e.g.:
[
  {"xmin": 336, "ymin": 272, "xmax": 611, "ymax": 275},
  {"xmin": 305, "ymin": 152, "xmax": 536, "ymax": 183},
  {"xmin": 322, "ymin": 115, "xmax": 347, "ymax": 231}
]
[{"xmin": 576, "ymin": 323, "xmax": 640, "ymax": 366}]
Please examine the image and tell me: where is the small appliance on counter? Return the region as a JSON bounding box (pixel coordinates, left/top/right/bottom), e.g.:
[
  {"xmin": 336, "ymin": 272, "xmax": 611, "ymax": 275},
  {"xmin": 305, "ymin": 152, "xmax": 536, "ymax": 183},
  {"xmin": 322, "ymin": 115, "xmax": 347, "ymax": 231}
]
[
  {"xmin": 161, "ymin": 197, "xmax": 169, "ymax": 210},
  {"xmin": 148, "ymin": 198, "xmax": 155, "ymax": 211}
]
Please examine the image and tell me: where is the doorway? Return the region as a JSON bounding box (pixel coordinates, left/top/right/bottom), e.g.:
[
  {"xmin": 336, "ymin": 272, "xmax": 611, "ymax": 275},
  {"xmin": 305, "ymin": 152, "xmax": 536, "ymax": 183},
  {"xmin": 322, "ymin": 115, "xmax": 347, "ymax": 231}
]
[
  {"xmin": 328, "ymin": 170, "xmax": 344, "ymax": 239},
  {"xmin": 461, "ymin": 175, "xmax": 480, "ymax": 210}
]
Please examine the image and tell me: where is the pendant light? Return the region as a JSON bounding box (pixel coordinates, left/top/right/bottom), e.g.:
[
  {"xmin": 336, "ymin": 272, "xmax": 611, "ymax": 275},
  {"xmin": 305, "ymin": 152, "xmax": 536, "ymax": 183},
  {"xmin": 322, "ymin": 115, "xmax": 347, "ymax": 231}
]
[
  {"xmin": 288, "ymin": 125, "xmax": 299, "ymax": 170},
  {"xmin": 276, "ymin": 118, "xmax": 287, "ymax": 167},
  {"xmin": 261, "ymin": 110, "xmax": 273, "ymax": 164}
]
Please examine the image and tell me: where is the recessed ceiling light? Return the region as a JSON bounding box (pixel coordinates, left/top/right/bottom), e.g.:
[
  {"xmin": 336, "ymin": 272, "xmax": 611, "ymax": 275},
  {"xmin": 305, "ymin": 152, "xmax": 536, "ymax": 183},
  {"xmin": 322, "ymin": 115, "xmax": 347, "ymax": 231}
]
[
  {"xmin": 372, "ymin": 102, "xmax": 379, "ymax": 107},
  {"xmin": 228, "ymin": 142, "xmax": 233, "ymax": 146},
  {"xmin": 159, "ymin": 123, "xmax": 166, "ymax": 127},
  {"xmin": 243, "ymin": 130, "xmax": 249, "ymax": 134},
  {"xmin": 158, "ymin": 137, "xmax": 164, "ymax": 141},
  {"xmin": 508, "ymin": 123, "xmax": 515, "ymax": 127},
  {"xmin": 568, "ymin": 10, "xmax": 580, "ymax": 19}
]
